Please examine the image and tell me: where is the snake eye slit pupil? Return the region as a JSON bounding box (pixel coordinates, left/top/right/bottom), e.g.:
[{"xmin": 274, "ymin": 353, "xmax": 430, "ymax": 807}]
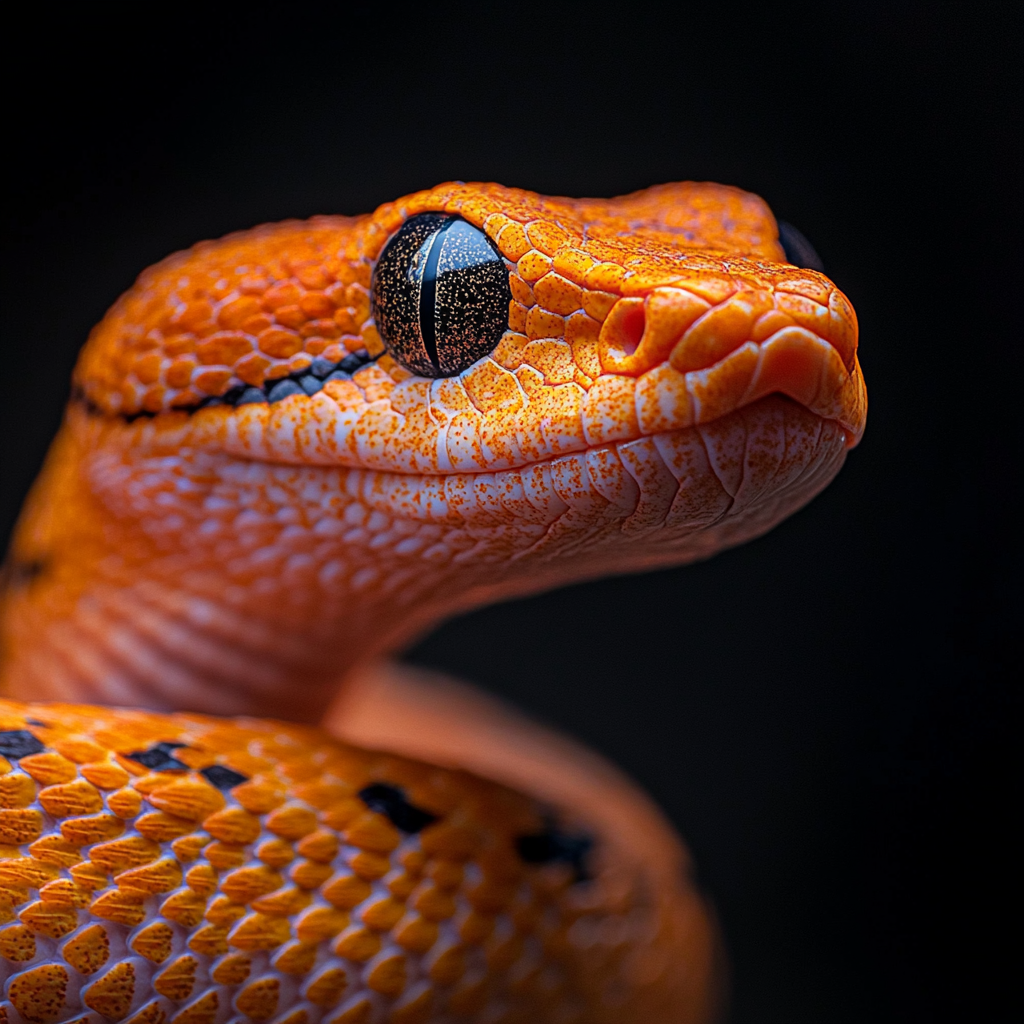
[
  {"xmin": 417, "ymin": 216, "xmax": 449, "ymax": 370},
  {"xmin": 372, "ymin": 213, "xmax": 511, "ymax": 377}
]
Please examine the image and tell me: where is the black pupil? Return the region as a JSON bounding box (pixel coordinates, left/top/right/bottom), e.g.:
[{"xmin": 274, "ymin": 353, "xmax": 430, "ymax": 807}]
[{"xmin": 371, "ymin": 213, "xmax": 511, "ymax": 378}]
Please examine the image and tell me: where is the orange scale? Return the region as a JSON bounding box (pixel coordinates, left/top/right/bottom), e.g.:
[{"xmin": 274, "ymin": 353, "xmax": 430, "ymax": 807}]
[
  {"xmin": 227, "ymin": 911, "xmax": 292, "ymax": 952},
  {"xmin": 18, "ymin": 899, "xmax": 79, "ymax": 939},
  {"xmin": 50, "ymin": 736, "xmax": 107, "ymax": 764},
  {"xmin": 69, "ymin": 862, "xmax": 109, "ymax": 892},
  {"xmin": 300, "ymin": 291, "xmax": 338, "ymax": 318},
  {"xmin": 393, "ymin": 913, "xmax": 439, "ymax": 955},
  {"xmin": 271, "ymin": 938, "xmax": 319, "ymax": 975},
  {"xmin": 89, "ymin": 887, "xmax": 147, "ymax": 926},
  {"xmin": 266, "ymin": 803, "xmax": 318, "ymax": 841},
  {"xmin": 153, "ymin": 953, "xmax": 199, "ymax": 1001},
  {"xmin": 220, "ymin": 865, "xmax": 284, "ymax": 904},
  {"xmin": 135, "ymin": 811, "xmax": 195, "ymax": 842},
  {"xmin": 18, "ymin": 751, "xmax": 77, "ymax": 785},
  {"xmin": 112, "ymin": 855, "xmax": 183, "ymax": 894},
  {"xmin": 210, "ymin": 951, "xmax": 251, "ymax": 984},
  {"xmin": 274, "ymin": 304, "xmax": 307, "ymax": 329},
  {"xmin": 0, "ymin": 807, "xmax": 43, "ymax": 845},
  {"xmin": 205, "ymin": 894, "xmax": 249, "ymax": 926},
  {"xmin": 204, "ymin": 842, "xmax": 248, "ymax": 870},
  {"xmin": 0, "ymin": 772, "xmax": 37, "ymax": 807},
  {"xmin": 38, "ymin": 872, "xmax": 90, "ymax": 905},
  {"xmin": 140, "ymin": 384, "xmax": 168, "ymax": 412},
  {"xmin": 61, "ymin": 922, "xmax": 111, "ymax": 975},
  {"xmin": 332, "ymin": 924, "xmax": 381, "ymax": 963},
  {"xmin": 203, "ymin": 806, "xmax": 262, "ymax": 845},
  {"xmin": 170, "ymin": 832, "xmax": 209, "ymax": 862},
  {"xmin": 365, "ymin": 952, "xmax": 408, "ymax": 997},
  {"xmin": 184, "ymin": 863, "xmax": 218, "ymax": 896},
  {"xmin": 160, "ymin": 889, "xmax": 208, "ymax": 928},
  {"xmin": 234, "ymin": 351, "xmax": 273, "ymax": 386},
  {"xmin": 261, "ymin": 281, "xmax": 304, "ymax": 311},
  {"xmin": 188, "ymin": 922, "xmax": 230, "ymax": 956},
  {"xmin": 290, "ymin": 859, "xmax": 333, "ymax": 890},
  {"xmin": 236, "ymin": 975, "xmax": 282, "ymax": 1018},
  {"xmin": 0, "ymin": 922, "xmax": 37, "ymax": 961},
  {"xmin": 233, "ymin": 779, "xmax": 288, "ymax": 814},
  {"xmin": 130, "ymin": 920, "xmax": 175, "ymax": 963},
  {"xmin": 145, "ymin": 777, "xmax": 225, "ymax": 821},
  {"xmin": 82, "ymin": 960, "xmax": 138, "ymax": 1019},
  {"xmin": 295, "ymin": 829, "xmax": 340, "ymax": 863},
  {"xmin": 6, "ymin": 963, "xmax": 70, "ymax": 1021},
  {"xmin": 80, "ymin": 761, "xmax": 130, "ymax": 790},
  {"xmin": 216, "ymin": 295, "xmax": 261, "ymax": 330},
  {"xmin": 251, "ymin": 886, "xmax": 311, "ymax": 918}
]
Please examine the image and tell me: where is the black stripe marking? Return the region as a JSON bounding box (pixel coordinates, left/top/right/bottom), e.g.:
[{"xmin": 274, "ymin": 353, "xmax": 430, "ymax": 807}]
[
  {"xmin": 0, "ymin": 730, "xmax": 45, "ymax": 759},
  {"xmin": 201, "ymin": 764, "xmax": 249, "ymax": 790},
  {"xmin": 127, "ymin": 741, "xmax": 189, "ymax": 772},
  {"xmin": 358, "ymin": 782, "xmax": 438, "ymax": 834},
  {"xmin": 516, "ymin": 822, "xmax": 594, "ymax": 882}
]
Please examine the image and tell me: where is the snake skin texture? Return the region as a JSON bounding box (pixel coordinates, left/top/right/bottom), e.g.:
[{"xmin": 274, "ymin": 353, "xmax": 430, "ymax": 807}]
[{"xmin": 0, "ymin": 181, "xmax": 867, "ymax": 1022}]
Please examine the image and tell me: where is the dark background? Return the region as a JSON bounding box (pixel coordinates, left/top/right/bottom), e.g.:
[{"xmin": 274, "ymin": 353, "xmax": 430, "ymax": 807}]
[{"xmin": 2, "ymin": 3, "xmax": 1019, "ymax": 1020}]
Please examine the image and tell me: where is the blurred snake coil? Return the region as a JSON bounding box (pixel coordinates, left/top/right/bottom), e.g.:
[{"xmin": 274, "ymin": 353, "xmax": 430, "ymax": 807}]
[{"xmin": 0, "ymin": 181, "xmax": 866, "ymax": 1024}]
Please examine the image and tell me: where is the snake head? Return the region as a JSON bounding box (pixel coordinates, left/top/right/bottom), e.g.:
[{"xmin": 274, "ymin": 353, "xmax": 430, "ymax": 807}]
[
  {"xmin": 4, "ymin": 182, "xmax": 866, "ymax": 709},
  {"xmin": 71, "ymin": 181, "xmax": 864, "ymax": 560}
]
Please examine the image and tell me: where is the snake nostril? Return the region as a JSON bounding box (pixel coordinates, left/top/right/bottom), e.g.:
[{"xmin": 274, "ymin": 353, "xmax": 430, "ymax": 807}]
[
  {"xmin": 617, "ymin": 302, "xmax": 646, "ymax": 357},
  {"xmin": 598, "ymin": 297, "xmax": 647, "ymax": 368}
]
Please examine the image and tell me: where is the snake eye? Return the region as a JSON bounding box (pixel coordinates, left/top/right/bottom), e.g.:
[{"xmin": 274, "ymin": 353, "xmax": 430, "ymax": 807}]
[
  {"xmin": 371, "ymin": 213, "xmax": 511, "ymax": 377},
  {"xmin": 778, "ymin": 221, "xmax": 825, "ymax": 273}
]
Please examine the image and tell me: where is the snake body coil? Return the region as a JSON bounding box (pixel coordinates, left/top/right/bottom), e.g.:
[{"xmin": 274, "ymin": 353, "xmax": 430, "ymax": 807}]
[{"xmin": 0, "ymin": 182, "xmax": 866, "ymax": 1022}]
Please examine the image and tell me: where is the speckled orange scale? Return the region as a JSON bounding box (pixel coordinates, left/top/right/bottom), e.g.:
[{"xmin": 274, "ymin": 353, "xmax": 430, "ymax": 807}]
[
  {"xmin": 0, "ymin": 700, "xmax": 689, "ymax": 1023},
  {"xmin": 0, "ymin": 181, "xmax": 867, "ymax": 1022}
]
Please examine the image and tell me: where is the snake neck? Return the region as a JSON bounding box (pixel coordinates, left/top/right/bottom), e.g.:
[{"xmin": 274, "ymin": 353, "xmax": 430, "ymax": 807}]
[
  {"xmin": 1, "ymin": 391, "xmax": 852, "ymax": 721},
  {"xmin": 0, "ymin": 418, "xmax": 447, "ymax": 720}
]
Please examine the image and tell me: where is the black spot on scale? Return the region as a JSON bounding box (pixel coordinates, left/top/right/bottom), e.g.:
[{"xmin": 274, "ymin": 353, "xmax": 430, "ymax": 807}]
[
  {"xmin": 358, "ymin": 783, "xmax": 438, "ymax": 834},
  {"xmin": 267, "ymin": 379, "xmax": 304, "ymax": 403},
  {"xmin": 77, "ymin": 346, "xmax": 380, "ymax": 421},
  {"xmin": 235, "ymin": 386, "xmax": 268, "ymax": 406},
  {"xmin": 126, "ymin": 741, "xmax": 189, "ymax": 772},
  {"xmin": 309, "ymin": 356, "xmax": 339, "ymax": 379},
  {"xmin": 516, "ymin": 822, "xmax": 594, "ymax": 882},
  {"xmin": 200, "ymin": 764, "xmax": 249, "ymax": 790},
  {"xmin": 0, "ymin": 730, "xmax": 45, "ymax": 759}
]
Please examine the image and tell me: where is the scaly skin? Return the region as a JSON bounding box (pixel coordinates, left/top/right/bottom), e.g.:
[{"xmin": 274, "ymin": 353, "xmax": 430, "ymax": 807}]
[{"xmin": 0, "ymin": 181, "xmax": 866, "ymax": 1022}]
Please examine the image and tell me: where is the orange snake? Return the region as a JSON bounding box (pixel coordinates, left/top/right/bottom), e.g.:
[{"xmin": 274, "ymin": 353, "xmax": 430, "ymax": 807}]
[{"xmin": 0, "ymin": 182, "xmax": 866, "ymax": 1023}]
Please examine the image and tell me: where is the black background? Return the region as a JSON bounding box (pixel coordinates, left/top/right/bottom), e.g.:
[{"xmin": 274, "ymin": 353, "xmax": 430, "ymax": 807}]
[{"xmin": 1, "ymin": 3, "xmax": 1019, "ymax": 1020}]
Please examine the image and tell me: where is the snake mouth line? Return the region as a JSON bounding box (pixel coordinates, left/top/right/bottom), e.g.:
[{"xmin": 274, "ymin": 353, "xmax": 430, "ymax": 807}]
[{"xmin": 73, "ymin": 347, "xmax": 381, "ymax": 423}]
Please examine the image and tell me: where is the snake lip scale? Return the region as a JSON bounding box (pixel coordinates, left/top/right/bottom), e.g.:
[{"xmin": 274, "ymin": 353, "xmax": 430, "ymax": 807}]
[{"xmin": 0, "ymin": 180, "xmax": 865, "ymax": 1023}]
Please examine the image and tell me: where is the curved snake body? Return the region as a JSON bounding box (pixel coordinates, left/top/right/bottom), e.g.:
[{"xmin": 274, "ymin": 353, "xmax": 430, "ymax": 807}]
[{"xmin": 0, "ymin": 182, "xmax": 866, "ymax": 1023}]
